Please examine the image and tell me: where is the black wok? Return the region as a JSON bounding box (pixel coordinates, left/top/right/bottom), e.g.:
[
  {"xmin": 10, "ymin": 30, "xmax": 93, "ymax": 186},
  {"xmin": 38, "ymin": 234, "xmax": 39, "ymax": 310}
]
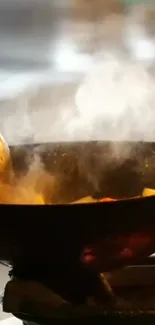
[
  {"xmin": 0, "ymin": 141, "xmax": 155, "ymax": 272},
  {"xmin": 1, "ymin": 141, "xmax": 155, "ymax": 303}
]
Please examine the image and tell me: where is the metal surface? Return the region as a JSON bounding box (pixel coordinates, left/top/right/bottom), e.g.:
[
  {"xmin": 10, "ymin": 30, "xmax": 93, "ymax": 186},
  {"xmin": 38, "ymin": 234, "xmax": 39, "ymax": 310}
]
[{"xmin": 0, "ymin": 142, "xmax": 155, "ymax": 272}]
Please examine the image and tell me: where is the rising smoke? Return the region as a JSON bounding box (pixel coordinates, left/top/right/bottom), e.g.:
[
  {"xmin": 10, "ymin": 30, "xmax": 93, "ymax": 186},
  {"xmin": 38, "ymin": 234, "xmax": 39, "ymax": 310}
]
[{"xmin": 1, "ymin": 3, "xmax": 155, "ymax": 144}]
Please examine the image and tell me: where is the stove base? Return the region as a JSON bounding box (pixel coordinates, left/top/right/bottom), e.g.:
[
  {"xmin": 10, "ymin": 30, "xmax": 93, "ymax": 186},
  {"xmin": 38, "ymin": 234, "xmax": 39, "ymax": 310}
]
[{"xmin": 3, "ymin": 277, "xmax": 155, "ymax": 324}]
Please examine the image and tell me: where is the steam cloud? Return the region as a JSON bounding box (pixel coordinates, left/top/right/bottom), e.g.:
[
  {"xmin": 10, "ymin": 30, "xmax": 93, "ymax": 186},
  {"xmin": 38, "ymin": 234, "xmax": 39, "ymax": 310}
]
[{"xmin": 0, "ymin": 4, "xmax": 155, "ymax": 145}]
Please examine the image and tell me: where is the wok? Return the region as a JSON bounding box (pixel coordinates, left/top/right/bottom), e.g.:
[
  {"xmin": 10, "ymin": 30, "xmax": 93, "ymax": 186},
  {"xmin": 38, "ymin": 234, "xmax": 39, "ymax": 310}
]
[{"xmin": 0, "ymin": 140, "xmax": 155, "ymax": 274}]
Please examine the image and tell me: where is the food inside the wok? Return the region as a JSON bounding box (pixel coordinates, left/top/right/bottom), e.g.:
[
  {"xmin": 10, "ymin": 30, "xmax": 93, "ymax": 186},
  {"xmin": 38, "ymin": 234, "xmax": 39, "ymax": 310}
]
[
  {"xmin": 142, "ymin": 188, "xmax": 155, "ymax": 197},
  {"xmin": 0, "ymin": 178, "xmax": 154, "ymax": 205},
  {"xmin": 0, "ymin": 134, "xmax": 10, "ymax": 173},
  {"xmin": 0, "ymin": 133, "xmax": 13, "ymax": 183},
  {"xmin": 72, "ymin": 188, "xmax": 154, "ymax": 204},
  {"xmin": 72, "ymin": 197, "xmax": 117, "ymax": 204},
  {"xmin": 72, "ymin": 196, "xmax": 98, "ymax": 204},
  {"xmin": 0, "ymin": 133, "xmax": 155, "ymax": 204}
]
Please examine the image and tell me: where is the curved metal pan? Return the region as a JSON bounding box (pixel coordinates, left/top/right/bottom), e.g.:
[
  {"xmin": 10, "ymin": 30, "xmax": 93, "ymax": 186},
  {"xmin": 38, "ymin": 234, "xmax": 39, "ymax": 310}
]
[
  {"xmin": 0, "ymin": 195, "xmax": 155, "ymax": 273},
  {"xmin": 0, "ymin": 141, "xmax": 155, "ymax": 273}
]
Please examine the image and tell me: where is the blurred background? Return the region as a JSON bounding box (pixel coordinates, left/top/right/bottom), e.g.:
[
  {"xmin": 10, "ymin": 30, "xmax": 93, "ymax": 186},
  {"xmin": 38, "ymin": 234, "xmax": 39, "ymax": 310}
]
[
  {"xmin": 0, "ymin": 0, "xmax": 155, "ymax": 143},
  {"xmin": 0, "ymin": 0, "xmax": 123, "ymax": 70},
  {"xmin": 2, "ymin": 0, "xmax": 155, "ymax": 144}
]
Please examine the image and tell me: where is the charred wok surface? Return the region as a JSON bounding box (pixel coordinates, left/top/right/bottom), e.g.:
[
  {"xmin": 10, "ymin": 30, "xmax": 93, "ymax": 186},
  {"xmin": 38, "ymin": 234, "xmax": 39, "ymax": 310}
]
[
  {"xmin": 2, "ymin": 197, "xmax": 155, "ymax": 305},
  {"xmin": 1, "ymin": 196, "xmax": 155, "ymax": 267}
]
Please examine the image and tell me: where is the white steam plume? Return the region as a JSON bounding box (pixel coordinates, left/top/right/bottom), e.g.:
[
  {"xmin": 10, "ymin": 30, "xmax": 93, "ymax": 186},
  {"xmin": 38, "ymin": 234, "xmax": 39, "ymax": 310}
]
[{"xmin": 1, "ymin": 4, "xmax": 155, "ymax": 144}]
